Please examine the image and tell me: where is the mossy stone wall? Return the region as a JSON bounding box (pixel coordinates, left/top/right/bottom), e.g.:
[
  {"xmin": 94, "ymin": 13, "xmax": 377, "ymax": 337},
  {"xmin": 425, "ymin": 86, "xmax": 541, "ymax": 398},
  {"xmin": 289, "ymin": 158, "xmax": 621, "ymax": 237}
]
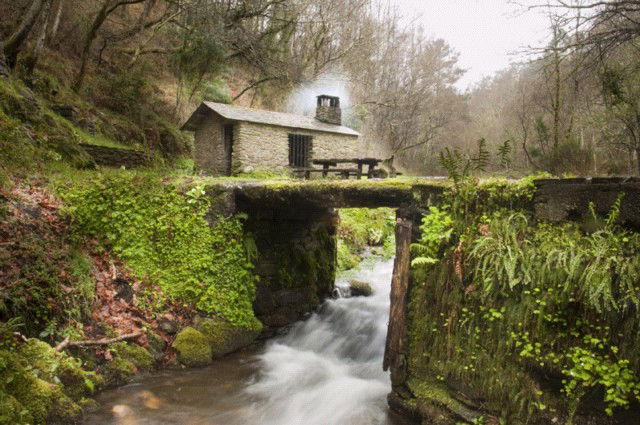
[{"xmin": 237, "ymin": 201, "xmax": 337, "ymax": 328}]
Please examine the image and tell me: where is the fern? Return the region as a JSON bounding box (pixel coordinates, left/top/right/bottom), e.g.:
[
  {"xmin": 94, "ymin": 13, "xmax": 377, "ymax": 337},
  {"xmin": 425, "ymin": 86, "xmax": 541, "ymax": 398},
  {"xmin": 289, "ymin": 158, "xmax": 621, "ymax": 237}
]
[
  {"xmin": 472, "ymin": 138, "xmax": 490, "ymax": 171},
  {"xmin": 605, "ymin": 193, "xmax": 624, "ymax": 230},
  {"xmin": 497, "ymin": 140, "xmax": 512, "ymax": 169}
]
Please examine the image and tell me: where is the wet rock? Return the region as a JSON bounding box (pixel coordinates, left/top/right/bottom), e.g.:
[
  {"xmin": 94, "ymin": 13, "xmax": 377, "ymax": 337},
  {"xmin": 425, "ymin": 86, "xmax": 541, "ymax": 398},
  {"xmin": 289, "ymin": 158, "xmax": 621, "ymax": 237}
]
[
  {"xmin": 114, "ymin": 276, "xmax": 133, "ymax": 303},
  {"xmin": 158, "ymin": 319, "xmax": 180, "ymax": 335},
  {"xmin": 146, "ymin": 331, "xmax": 166, "ymax": 362},
  {"xmin": 349, "ymin": 280, "xmax": 373, "ymax": 297},
  {"xmin": 172, "ymin": 327, "xmax": 212, "ymax": 367},
  {"xmin": 193, "ymin": 316, "xmax": 261, "ymax": 358}
]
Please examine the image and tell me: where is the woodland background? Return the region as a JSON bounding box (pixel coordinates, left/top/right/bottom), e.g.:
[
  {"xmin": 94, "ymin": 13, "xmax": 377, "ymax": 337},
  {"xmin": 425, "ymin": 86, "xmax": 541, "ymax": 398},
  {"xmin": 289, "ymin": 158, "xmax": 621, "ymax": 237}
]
[{"xmin": 2, "ymin": 0, "xmax": 640, "ymax": 176}]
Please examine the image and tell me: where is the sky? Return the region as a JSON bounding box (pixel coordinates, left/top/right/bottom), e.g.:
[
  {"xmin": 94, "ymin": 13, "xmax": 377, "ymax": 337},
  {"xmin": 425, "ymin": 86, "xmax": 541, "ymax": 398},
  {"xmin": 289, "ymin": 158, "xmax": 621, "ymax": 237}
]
[{"xmin": 392, "ymin": 0, "xmax": 551, "ymax": 90}]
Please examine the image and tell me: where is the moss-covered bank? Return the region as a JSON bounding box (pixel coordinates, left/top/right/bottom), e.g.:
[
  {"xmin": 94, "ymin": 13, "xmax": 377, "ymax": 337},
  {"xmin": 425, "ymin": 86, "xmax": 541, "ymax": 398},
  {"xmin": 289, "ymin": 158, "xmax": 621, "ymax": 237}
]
[{"xmin": 1, "ymin": 173, "xmax": 264, "ymax": 423}]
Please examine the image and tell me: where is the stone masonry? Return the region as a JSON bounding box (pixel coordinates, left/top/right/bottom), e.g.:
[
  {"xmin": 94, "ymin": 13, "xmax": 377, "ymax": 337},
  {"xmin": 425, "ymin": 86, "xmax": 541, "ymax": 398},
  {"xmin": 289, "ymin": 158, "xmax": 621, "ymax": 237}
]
[
  {"xmin": 233, "ymin": 121, "xmax": 361, "ymax": 173},
  {"xmin": 193, "ymin": 110, "xmax": 228, "ymax": 175}
]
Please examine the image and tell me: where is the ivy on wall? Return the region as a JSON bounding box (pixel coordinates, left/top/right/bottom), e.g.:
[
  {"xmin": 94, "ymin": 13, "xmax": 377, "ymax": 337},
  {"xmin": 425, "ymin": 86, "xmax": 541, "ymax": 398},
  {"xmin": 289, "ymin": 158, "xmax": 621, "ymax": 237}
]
[{"xmin": 59, "ymin": 174, "xmax": 260, "ymax": 330}]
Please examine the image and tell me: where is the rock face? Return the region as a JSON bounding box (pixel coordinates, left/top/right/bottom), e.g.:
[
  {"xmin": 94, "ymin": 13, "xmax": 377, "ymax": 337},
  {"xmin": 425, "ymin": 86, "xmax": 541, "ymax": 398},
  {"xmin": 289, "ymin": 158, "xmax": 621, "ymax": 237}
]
[{"xmin": 172, "ymin": 327, "xmax": 212, "ymax": 367}]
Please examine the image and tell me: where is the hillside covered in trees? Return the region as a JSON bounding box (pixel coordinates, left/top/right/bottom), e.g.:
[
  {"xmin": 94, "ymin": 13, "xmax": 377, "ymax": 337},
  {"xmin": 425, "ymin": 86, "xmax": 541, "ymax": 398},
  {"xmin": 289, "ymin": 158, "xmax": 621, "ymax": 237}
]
[{"xmin": 2, "ymin": 1, "xmax": 640, "ymax": 178}]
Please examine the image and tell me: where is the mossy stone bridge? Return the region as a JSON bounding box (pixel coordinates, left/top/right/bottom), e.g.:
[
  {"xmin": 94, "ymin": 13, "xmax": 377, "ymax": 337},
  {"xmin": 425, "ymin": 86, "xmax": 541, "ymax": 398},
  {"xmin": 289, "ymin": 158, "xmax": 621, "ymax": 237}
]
[{"xmin": 204, "ymin": 176, "xmax": 640, "ymax": 380}]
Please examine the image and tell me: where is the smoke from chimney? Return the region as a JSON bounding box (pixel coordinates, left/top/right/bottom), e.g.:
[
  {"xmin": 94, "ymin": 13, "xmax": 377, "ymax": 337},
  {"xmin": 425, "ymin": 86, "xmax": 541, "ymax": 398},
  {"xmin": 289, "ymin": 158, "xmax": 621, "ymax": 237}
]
[{"xmin": 315, "ymin": 95, "xmax": 342, "ymax": 126}]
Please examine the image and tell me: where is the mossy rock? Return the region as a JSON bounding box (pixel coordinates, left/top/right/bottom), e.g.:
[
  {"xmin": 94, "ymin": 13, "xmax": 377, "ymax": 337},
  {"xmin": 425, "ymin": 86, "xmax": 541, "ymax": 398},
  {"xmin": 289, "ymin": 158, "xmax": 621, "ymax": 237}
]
[
  {"xmin": 57, "ymin": 358, "xmax": 103, "ymax": 400},
  {"xmin": 172, "ymin": 327, "xmax": 212, "ymax": 367},
  {"xmin": 146, "ymin": 331, "xmax": 167, "ymax": 361},
  {"xmin": 0, "ymin": 393, "xmax": 33, "ymax": 424},
  {"xmin": 349, "ymin": 280, "xmax": 373, "ymax": 297},
  {"xmin": 7, "ymin": 373, "xmax": 82, "ymax": 425},
  {"xmin": 104, "ymin": 357, "xmax": 137, "ymax": 386},
  {"xmin": 193, "ymin": 316, "xmax": 261, "ymax": 358},
  {"xmin": 111, "ymin": 342, "xmax": 154, "ymax": 373}
]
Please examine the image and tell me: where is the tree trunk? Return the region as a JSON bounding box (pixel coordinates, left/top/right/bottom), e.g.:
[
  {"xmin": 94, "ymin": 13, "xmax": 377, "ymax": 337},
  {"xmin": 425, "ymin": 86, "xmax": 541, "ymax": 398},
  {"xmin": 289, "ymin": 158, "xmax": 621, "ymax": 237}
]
[
  {"xmin": 3, "ymin": 0, "xmax": 46, "ymax": 69},
  {"xmin": 48, "ymin": 0, "xmax": 66, "ymax": 43},
  {"xmin": 0, "ymin": 42, "xmax": 9, "ymax": 77},
  {"xmin": 73, "ymin": 1, "xmax": 111, "ymax": 92},
  {"xmin": 73, "ymin": 0, "xmax": 147, "ymax": 92},
  {"xmin": 24, "ymin": 0, "xmax": 53, "ymax": 78},
  {"xmin": 383, "ymin": 215, "xmax": 412, "ymax": 387}
]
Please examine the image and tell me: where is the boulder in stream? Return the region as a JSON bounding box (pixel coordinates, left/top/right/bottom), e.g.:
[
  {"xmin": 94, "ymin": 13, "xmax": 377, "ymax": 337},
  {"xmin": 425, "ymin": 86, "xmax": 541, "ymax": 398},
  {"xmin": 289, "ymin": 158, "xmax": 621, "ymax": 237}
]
[
  {"xmin": 348, "ymin": 280, "xmax": 373, "ymax": 297},
  {"xmin": 193, "ymin": 316, "xmax": 261, "ymax": 358},
  {"xmin": 172, "ymin": 327, "xmax": 212, "ymax": 367}
]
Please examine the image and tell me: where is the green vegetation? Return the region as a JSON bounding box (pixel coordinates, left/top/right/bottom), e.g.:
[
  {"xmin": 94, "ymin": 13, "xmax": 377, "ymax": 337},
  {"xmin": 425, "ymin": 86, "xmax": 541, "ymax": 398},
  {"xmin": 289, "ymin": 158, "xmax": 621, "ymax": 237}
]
[
  {"xmin": 0, "ymin": 323, "xmax": 103, "ymax": 424},
  {"xmin": 407, "ymin": 175, "xmax": 640, "ymax": 423},
  {"xmin": 0, "ymin": 186, "xmax": 95, "ymax": 341},
  {"xmin": 193, "ymin": 316, "xmax": 260, "ymax": 358},
  {"xmin": 58, "ymin": 173, "xmax": 261, "ymax": 330},
  {"xmin": 337, "ymin": 207, "xmax": 396, "ymax": 271},
  {"xmin": 172, "ymin": 327, "xmax": 212, "ymax": 367}
]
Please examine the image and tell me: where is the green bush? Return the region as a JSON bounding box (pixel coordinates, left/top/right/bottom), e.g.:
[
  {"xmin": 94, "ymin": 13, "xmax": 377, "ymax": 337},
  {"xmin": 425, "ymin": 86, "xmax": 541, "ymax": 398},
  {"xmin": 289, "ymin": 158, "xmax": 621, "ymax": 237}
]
[
  {"xmin": 337, "ymin": 207, "xmax": 395, "ymax": 271},
  {"xmin": 407, "ymin": 180, "xmax": 640, "ymax": 422},
  {"xmin": 58, "ymin": 174, "xmax": 260, "ymax": 329}
]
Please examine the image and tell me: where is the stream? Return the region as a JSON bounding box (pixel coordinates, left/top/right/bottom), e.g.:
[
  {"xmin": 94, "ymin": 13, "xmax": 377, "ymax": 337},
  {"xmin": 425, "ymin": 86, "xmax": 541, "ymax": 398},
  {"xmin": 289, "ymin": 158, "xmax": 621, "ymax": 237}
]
[{"xmin": 83, "ymin": 258, "xmax": 410, "ymax": 425}]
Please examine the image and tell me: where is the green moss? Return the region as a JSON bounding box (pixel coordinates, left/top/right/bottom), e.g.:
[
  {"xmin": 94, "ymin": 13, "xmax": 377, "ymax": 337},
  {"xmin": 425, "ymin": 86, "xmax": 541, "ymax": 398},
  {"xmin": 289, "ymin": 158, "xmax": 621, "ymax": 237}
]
[
  {"xmin": 111, "ymin": 342, "xmax": 154, "ymax": 373},
  {"xmin": 194, "ymin": 316, "xmax": 261, "ymax": 357},
  {"xmin": 57, "ymin": 358, "xmax": 103, "ymax": 400},
  {"xmin": 348, "ymin": 280, "xmax": 373, "ymax": 297},
  {"xmin": 337, "ymin": 207, "xmax": 396, "ymax": 271},
  {"xmin": 59, "ymin": 175, "xmax": 260, "ymax": 328},
  {"xmin": 17, "ymin": 339, "xmax": 102, "ymax": 402},
  {"xmin": 146, "ymin": 331, "xmax": 167, "ymax": 361},
  {"xmin": 104, "ymin": 357, "xmax": 137, "ymax": 386},
  {"xmin": 172, "ymin": 327, "xmax": 212, "ymax": 367},
  {"xmin": 406, "ymin": 184, "xmax": 640, "ymax": 422},
  {"xmin": 9, "ymin": 375, "xmax": 56, "ymax": 424},
  {"xmin": 0, "ymin": 394, "xmax": 32, "ymax": 424},
  {"xmin": 409, "ymin": 379, "xmax": 478, "ymax": 422}
]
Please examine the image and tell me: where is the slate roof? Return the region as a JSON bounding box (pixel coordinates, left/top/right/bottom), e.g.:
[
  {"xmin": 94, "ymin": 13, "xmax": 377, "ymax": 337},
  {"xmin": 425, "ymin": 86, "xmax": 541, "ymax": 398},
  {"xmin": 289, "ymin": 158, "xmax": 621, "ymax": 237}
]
[{"xmin": 181, "ymin": 101, "xmax": 360, "ymax": 137}]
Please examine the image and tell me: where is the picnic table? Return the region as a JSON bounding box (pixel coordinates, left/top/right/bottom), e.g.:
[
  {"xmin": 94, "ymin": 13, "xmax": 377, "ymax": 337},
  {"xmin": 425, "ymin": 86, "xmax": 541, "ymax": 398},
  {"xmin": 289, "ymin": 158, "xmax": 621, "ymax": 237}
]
[{"xmin": 304, "ymin": 158, "xmax": 383, "ymax": 179}]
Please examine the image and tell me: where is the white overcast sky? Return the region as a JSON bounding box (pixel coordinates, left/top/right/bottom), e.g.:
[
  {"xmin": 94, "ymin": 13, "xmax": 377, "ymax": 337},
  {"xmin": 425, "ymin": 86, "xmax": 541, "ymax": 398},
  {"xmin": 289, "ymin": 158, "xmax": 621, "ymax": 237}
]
[{"xmin": 391, "ymin": 0, "xmax": 551, "ymax": 90}]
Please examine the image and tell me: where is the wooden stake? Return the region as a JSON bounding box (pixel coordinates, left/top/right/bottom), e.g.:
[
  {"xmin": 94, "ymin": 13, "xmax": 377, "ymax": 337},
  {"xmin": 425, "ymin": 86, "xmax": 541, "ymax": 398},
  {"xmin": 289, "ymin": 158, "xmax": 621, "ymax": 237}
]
[{"xmin": 383, "ymin": 217, "xmax": 412, "ymax": 375}]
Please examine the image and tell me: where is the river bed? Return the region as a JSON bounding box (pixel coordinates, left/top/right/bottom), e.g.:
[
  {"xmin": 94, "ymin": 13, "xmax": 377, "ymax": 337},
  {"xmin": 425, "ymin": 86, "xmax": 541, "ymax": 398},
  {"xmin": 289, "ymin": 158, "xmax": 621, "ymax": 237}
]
[{"xmin": 83, "ymin": 258, "xmax": 410, "ymax": 425}]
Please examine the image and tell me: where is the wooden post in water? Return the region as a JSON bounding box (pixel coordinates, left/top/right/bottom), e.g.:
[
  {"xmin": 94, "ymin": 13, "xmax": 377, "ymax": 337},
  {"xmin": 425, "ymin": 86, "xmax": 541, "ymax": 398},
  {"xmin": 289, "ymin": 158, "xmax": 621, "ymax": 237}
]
[{"xmin": 383, "ymin": 216, "xmax": 412, "ymax": 385}]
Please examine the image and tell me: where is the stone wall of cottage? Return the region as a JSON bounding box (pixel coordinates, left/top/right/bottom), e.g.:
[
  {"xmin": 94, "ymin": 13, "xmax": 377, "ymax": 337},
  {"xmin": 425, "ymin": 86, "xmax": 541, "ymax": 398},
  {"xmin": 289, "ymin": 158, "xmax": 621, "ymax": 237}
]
[
  {"xmin": 194, "ymin": 111, "xmax": 228, "ymax": 175},
  {"xmin": 233, "ymin": 121, "xmax": 362, "ymax": 172}
]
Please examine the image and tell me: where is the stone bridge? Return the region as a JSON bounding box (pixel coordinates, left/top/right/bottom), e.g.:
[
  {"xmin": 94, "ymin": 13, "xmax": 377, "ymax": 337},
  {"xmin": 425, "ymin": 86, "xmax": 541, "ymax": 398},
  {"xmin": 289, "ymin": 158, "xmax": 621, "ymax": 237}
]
[{"xmin": 204, "ymin": 177, "xmax": 640, "ymax": 331}]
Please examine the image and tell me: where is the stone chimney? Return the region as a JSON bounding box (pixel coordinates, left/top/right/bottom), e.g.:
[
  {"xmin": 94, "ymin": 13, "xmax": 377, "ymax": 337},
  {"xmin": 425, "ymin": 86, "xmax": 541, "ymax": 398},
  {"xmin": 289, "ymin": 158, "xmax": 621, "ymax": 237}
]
[{"xmin": 315, "ymin": 95, "xmax": 341, "ymax": 126}]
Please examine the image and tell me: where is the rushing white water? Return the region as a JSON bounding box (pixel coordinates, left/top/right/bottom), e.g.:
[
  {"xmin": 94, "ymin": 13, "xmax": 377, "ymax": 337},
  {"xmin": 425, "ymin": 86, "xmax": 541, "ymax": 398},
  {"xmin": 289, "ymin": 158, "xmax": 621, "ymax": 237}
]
[
  {"xmin": 82, "ymin": 258, "xmax": 402, "ymax": 425},
  {"xmin": 238, "ymin": 258, "xmax": 396, "ymax": 425}
]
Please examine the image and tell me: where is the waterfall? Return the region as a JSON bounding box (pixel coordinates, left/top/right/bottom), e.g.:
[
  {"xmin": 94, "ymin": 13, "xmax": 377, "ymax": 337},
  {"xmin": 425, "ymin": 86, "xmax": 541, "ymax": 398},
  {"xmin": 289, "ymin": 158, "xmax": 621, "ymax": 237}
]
[{"xmin": 239, "ymin": 259, "xmax": 396, "ymax": 425}]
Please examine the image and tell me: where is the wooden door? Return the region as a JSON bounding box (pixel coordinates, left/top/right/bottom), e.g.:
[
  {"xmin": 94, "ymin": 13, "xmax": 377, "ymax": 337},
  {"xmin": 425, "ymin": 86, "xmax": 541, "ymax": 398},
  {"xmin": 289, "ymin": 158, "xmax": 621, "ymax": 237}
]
[{"xmin": 223, "ymin": 124, "xmax": 234, "ymax": 175}]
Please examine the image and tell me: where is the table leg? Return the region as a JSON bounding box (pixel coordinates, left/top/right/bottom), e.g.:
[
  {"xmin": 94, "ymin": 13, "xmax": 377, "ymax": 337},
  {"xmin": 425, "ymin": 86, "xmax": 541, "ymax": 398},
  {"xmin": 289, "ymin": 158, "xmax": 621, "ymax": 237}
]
[
  {"xmin": 368, "ymin": 164, "xmax": 375, "ymax": 178},
  {"xmin": 357, "ymin": 163, "xmax": 363, "ymax": 180},
  {"xmin": 323, "ymin": 164, "xmax": 329, "ymax": 177}
]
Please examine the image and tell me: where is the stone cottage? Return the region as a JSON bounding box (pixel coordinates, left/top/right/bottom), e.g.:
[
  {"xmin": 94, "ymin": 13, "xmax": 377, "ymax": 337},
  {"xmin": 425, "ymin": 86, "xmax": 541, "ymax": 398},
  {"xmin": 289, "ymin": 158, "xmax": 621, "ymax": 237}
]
[{"xmin": 181, "ymin": 95, "xmax": 361, "ymax": 176}]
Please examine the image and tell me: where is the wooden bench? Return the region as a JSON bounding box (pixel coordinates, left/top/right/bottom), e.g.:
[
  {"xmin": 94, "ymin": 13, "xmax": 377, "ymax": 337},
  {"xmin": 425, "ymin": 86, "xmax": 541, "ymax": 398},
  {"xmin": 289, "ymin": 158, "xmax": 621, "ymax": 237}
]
[
  {"xmin": 312, "ymin": 158, "xmax": 383, "ymax": 179},
  {"xmin": 292, "ymin": 167, "xmax": 359, "ymax": 179}
]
